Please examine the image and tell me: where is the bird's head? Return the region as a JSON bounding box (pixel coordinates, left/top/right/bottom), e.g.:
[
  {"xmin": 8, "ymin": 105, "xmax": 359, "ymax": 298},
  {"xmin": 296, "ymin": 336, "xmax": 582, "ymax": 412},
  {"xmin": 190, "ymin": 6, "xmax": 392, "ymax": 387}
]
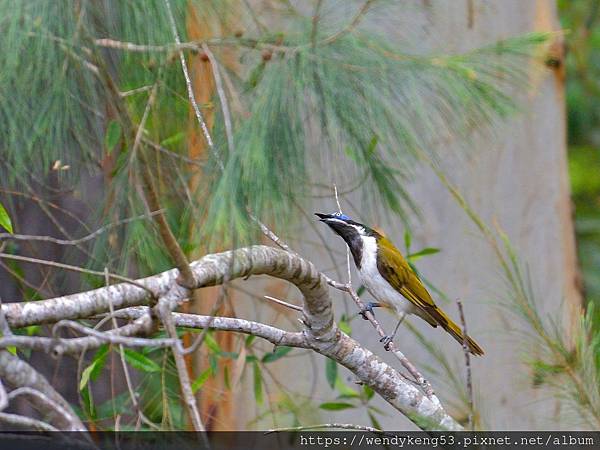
[{"xmin": 315, "ymin": 212, "xmax": 372, "ymax": 241}]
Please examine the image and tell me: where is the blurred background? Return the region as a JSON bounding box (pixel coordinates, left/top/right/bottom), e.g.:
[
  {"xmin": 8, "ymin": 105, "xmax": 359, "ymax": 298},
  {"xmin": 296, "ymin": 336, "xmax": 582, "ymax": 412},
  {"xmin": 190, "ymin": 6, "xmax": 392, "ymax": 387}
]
[{"xmin": 0, "ymin": 0, "xmax": 598, "ymax": 431}]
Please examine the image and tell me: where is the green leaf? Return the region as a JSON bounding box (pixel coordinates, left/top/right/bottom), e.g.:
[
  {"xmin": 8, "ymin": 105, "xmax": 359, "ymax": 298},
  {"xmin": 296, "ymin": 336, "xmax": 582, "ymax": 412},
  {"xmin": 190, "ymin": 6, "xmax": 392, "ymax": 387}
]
[
  {"xmin": 192, "ymin": 367, "xmax": 212, "ymax": 394},
  {"xmin": 403, "ymin": 230, "xmax": 412, "ymax": 252},
  {"xmin": 79, "ymin": 363, "xmax": 95, "ymax": 391},
  {"xmin": 338, "ymin": 317, "xmax": 352, "ymax": 335},
  {"xmin": 325, "ymin": 359, "xmax": 337, "ymax": 389},
  {"xmin": 245, "ymin": 335, "xmax": 256, "ymax": 347},
  {"xmin": 334, "ymin": 377, "xmax": 360, "ymax": 398},
  {"xmin": 104, "ymin": 120, "xmax": 122, "ymax": 154},
  {"xmin": 0, "ymin": 202, "xmax": 13, "ymax": 234},
  {"xmin": 122, "ymin": 349, "xmax": 161, "ymax": 373},
  {"xmin": 209, "ymin": 353, "xmax": 218, "ymax": 374},
  {"xmin": 262, "ymin": 346, "xmax": 292, "ymax": 363},
  {"xmin": 407, "ymin": 247, "xmax": 441, "ymax": 261},
  {"xmin": 253, "ymin": 362, "xmax": 263, "ymax": 405},
  {"xmin": 160, "ymin": 132, "xmax": 184, "ymax": 147},
  {"xmin": 25, "ymin": 325, "xmax": 40, "ymax": 336},
  {"xmin": 81, "ymin": 385, "xmax": 95, "ymax": 419},
  {"xmin": 368, "ymin": 411, "xmax": 382, "ymax": 430},
  {"xmin": 318, "ymin": 402, "xmax": 355, "ymax": 411},
  {"xmin": 356, "ymin": 285, "xmax": 366, "ymax": 297},
  {"xmin": 204, "ymin": 332, "xmax": 221, "ymax": 354},
  {"xmin": 223, "ymin": 365, "xmax": 231, "ymax": 390},
  {"xmin": 6, "ymin": 346, "xmax": 16, "ymax": 356},
  {"xmin": 79, "ymin": 345, "xmax": 110, "ymax": 391},
  {"xmin": 90, "ymin": 344, "xmax": 110, "ymax": 381},
  {"xmin": 363, "ymin": 385, "xmax": 375, "ymax": 400}
]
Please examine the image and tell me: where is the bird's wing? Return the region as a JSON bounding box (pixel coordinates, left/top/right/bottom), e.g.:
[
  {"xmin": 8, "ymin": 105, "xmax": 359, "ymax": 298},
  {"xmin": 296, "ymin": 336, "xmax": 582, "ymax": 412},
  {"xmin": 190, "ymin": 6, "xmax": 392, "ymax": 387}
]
[
  {"xmin": 376, "ymin": 236, "xmax": 485, "ymax": 356},
  {"xmin": 375, "ymin": 236, "xmax": 437, "ymax": 312}
]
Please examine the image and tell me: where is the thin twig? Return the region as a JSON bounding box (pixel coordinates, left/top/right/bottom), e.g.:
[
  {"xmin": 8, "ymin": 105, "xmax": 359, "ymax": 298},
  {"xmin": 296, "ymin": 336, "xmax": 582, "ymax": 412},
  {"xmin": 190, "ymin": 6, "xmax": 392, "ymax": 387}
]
[
  {"xmin": 163, "ymin": 0, "xmax": 223, "ymax": 170},
  {"xmin": 52, "ymin": 320, "xmax": 177, "ymax": 349},
  {"xmin": 0, "ymin": 412, "xmax": 59, "ymax": 431},
  {"xmin": 155, "ymin": 292, "xmax": 205, "ymax": 433},
  {"xmin": 311, "ymin": 0, "xmax": 324, "ymax": 48},
  {"xmin": 0, "ymin": 380, "xmax": 7, "ymax": 411},
  {"xmin": 202, "ymin": 44, "xmax": 234, "ymax": 154},
  {"xmin": 95, "ymin": 38, "xmax": 198, "ymax": 52},
  {"xmin": 103, "ymin": 269, "xmax": 160, "ymax": 430},
  {"xmin": 6, "ymin": 387, "xmax": 77, "ymax": 428},
  {"xmin": 321, "ymin": 0, "xmax": 375, "ymax": 45},
  {"xmin": 130, "ymin": 80, "xmax": 159, "ymax": 162},
  {"xmin": 0, "ymin": 210, "xmax": 164, "ymax": 246},
  {"xmin": 143, "ymin": 137, "xmax": 206, "ymax": 167},
  {"xmin": 457, "ymin": 299, "xmax": 474, "ymax": 430},
  {"xmin": 263, "ymin": 295, "xmax": 303, "ymax": 312},
  {"xmin": 266, "ymin": 422, "xmax": 382, "ymax": 434},
  {"xmin": 334, "ymin": 184, "xmax": 352, "ymax": 284},
  {"xmin": 0, "ymin": 296, "xmax": 12, "ymax": 337},
  {"xmin": 0, "ymin": 253, "xmax": 155, "ymax": 296}
]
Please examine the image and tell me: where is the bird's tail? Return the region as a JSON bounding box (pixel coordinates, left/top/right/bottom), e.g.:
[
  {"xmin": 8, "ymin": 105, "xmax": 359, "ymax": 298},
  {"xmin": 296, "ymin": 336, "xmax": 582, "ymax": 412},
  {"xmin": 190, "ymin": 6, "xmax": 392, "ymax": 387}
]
[{"xmin": 427, "ymin": 306, "xmax": 484, "ymax": 356}]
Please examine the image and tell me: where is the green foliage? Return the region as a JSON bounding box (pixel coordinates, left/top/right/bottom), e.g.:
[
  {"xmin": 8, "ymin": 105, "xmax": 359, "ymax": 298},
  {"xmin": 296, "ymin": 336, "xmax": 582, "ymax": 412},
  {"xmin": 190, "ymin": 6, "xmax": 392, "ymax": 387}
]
[
  {"xmin": 122, "ymin": 348, "xmax": 162, "ymax": 373},
  {"xmin": 325, "ymin": 358, "xmax": 338, "ymax": 389},
  {"xmin": 318, "ymin": 401, "xmax": 355, "ymax": 411},
  {"xmin": 559, "ymin": 2, "xmax": 600, "ymax": 301},
  {"xmin": 191, "ymin": 367, "xmax": 212, "ymax": 394},
  {"xmin": 0, "ymin": 202, "xmax": 12, "ymax": 233},
  {"xmin": 104, "ymin": 120, "xmax": 123, "ymax": 155},
  {"xmin": 80, "ymin": 344, "xmax": 110, "ymax": 391},
  {"xmin": 253, "ymin": 361, "xmax": 264, "ymax": 405},
  {"xmin": 0, "ymin": 0, "xmax": 550, "ymax": 264},
  {"xmin": 495, "ymin": 235, "xmax": 600, "ymax": 427},
  {"xmin": 262, "ymin": 345, "xmax": 293, "ymax": 363}
]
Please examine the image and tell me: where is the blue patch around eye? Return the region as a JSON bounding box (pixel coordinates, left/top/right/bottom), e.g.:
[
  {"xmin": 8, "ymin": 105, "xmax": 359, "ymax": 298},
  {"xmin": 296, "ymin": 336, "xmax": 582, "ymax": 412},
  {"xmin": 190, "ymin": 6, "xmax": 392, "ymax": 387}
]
[{"xmin": 333, "ymin": 212, "xmax": 351, "ymax": 221}]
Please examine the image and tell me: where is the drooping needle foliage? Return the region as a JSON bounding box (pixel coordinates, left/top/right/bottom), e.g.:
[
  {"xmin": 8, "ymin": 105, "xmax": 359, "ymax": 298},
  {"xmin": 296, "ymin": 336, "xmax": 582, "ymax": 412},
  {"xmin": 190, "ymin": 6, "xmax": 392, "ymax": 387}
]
[{"xmin": 0, "ymin": 0, "xmax": 550, "ymax": 270}]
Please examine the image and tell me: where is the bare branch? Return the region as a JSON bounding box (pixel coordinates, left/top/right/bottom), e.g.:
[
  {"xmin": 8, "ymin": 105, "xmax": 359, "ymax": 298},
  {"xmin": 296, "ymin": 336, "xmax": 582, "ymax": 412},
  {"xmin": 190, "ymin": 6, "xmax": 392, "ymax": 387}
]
[
  {"xmin": 263, "ymin": 295, "xmax": 303, "ymax": 312},
  {"xmin": 0, "ymin": 351, "xmax": 85, "ymax": 431},
  {"xmin": 202, "ymin": 44, "xmax": 235, "ymax": 154},
  {"xmin": 267, "ymin": 423, "xmax": 382, "ymax": 433},
  {"xmin": 0, "ymin": 379, "xmax": 7, "ymax": 411},
  {"xmin": 457, "ymin": 299, "xmax": 474, "ymax": 430},
  {"xmin": 2, "ymin": 246, "xmax": 460, "ymax": 430},
  {"xmin": 107, "ymin": 307, "xmax": 306, "ymax": 348},
  {"xmin": 155, "ymin": 290, "xmax": 205, "ymax": 432},
  {"xmin": 163, "ymin": 0, "xmax": 223, "ymax": 170},
  {"xmin": 0, "ymin": 412, "xmax": 59, "ymax": 432},
  {"xmin": 321, "ymin": 0, "xmax": 376, "ymax": 45},
  {"xmin": 0, "ymin": 210, "xmax": 164, "ymax": 246},
  {"xmin": 7, "ymin": 387, "xmax": 78, "ymax": 429},
  {"xmin": 0, "ymin": 252, "xmax": 155, "ymax": 296}
]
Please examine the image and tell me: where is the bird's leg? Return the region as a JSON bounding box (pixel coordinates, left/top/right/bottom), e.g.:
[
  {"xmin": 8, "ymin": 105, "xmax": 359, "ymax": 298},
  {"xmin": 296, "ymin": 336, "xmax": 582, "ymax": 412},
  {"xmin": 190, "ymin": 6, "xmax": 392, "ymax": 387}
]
[
  {"xmin": 380, "ymin": 312, "xmax": 406, "ymax": 351},
  {"xmin": 359, "ymin": 302, "xmax": 381, "ymax": 320}
]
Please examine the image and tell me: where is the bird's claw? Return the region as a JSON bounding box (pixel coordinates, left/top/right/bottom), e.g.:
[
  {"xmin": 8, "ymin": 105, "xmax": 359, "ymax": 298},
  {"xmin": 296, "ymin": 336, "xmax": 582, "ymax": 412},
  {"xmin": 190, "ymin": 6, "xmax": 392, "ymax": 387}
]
[
  {"xmin": 380, "ymin": 335, "xmax": 393, "ymax": 351},
  {"xmin": 359, "ymin": 302, "xmax": 376, "ymax": 320}
]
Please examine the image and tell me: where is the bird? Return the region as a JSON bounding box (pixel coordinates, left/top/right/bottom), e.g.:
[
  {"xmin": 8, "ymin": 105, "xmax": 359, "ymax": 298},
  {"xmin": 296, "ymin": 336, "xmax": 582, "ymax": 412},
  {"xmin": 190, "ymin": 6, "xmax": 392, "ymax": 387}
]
[{"xmin": 316, "ymin": 211, "xmax": 484, "ymax": 356}]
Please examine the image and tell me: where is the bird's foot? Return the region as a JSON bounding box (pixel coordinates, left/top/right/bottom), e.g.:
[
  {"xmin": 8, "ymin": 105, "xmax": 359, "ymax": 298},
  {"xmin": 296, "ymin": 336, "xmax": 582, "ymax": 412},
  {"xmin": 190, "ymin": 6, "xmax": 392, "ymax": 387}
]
[
  {"xmin": 380, "ymin": 335, "xmax": 394, "ymax": 351},
  {"xmin": 359, "ymin": 302, "xmax": 377, "ymax": 320}
]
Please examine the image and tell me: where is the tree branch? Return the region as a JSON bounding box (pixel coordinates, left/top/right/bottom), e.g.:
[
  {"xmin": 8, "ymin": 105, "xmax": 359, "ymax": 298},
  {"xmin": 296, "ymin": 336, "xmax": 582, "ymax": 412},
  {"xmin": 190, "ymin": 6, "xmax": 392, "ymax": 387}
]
[
  {"xmin": 0, "ymin": 351, "xmax": 85, "ymax": 431},
  {"xmin": 2, "ymin": 245, "xmax": 460, "ymax": 431}
]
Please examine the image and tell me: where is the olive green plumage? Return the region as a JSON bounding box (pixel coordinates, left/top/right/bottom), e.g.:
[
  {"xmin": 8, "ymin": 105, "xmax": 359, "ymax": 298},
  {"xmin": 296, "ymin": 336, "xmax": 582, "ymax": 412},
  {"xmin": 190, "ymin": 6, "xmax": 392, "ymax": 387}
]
[{"xmin": 376, "ymin": 235, "xmax": 484, "ymax": 356}]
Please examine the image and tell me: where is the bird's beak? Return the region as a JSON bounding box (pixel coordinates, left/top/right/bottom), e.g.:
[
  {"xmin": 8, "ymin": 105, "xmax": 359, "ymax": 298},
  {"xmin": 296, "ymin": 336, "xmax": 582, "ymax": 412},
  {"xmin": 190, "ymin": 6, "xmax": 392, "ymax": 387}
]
[{"xmin": 315, "ymin": 212, "xmax": 334, "ymax": 222}]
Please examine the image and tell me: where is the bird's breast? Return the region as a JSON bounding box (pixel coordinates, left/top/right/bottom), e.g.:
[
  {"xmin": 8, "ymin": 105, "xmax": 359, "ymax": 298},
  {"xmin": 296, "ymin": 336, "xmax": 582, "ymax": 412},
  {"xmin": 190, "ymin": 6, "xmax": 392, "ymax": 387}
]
[{"xmin": 358, "ymin": 236, "xmax": 416, "ymax": 316}]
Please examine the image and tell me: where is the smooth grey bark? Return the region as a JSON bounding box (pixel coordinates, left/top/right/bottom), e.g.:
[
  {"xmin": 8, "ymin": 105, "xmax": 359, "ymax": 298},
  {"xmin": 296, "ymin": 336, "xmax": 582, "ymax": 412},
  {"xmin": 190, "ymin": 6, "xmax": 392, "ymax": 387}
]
[{"xmin": 0, "ymin": 351, "xmax": 85, "ymax": 431}]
